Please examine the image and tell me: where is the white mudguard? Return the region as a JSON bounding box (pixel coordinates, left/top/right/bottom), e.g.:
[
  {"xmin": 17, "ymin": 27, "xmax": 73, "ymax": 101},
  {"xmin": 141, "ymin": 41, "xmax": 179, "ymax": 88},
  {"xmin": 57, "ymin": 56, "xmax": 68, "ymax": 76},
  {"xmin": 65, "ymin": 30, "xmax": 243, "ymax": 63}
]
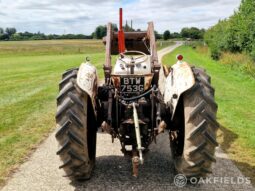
[
  {"xmin": 77, "ymin": 62, "xmax": 98, "ymax": 115},
  {"xmin": 164, "ymin": 61, "xmax": 195, "ymax": 120}
]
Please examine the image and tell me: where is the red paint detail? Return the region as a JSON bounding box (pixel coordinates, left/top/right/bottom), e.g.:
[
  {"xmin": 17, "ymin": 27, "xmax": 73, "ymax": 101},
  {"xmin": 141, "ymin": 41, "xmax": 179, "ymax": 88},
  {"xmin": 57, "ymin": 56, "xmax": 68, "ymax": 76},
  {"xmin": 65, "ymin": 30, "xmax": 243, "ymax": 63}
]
[
  {"xmin": 118, "ymin": 8, "xmax": 126, "ymax": 53},
  {"xmin": 177, "ymin": 54, "xmax": 183, "ymax": 61}
]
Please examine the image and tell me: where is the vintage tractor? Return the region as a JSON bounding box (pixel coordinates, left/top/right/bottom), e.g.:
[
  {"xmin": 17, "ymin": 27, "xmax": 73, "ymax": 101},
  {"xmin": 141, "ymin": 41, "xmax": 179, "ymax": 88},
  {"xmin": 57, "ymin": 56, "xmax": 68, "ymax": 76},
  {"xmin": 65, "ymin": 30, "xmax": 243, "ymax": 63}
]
[{"xmin": 55, "ymin": 8, "xmax": 218, "ymax": 180}]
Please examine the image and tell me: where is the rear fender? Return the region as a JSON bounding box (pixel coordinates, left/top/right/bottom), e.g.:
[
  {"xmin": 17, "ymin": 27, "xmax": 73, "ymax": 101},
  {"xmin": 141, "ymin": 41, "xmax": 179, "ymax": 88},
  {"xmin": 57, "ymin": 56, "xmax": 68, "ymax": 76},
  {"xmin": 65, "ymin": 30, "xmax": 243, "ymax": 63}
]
[
  {"xmin": 77, "ymin": 62, "xmax": 98, "ymax": 116},
  {"xmin": 164, "ymin": 61, "xmax": 195, "ymax": 120}
]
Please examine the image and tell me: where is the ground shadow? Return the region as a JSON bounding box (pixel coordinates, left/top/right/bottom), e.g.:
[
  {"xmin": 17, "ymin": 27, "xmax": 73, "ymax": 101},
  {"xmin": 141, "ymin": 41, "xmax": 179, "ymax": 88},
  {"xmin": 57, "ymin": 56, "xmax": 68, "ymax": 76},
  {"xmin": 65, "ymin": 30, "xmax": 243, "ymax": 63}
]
[
  {"xmin": 71, "ymin": 154, "xmax": 202, "ymax": 191},
  {"xmin": 218, "ymin": 125, "xmax": 255, "ymax": 186},
  {"xmin": 70, "ymin": 133, "xmax": 200, "ymax": 191},
  {"xmin": 218, "ymin": 125, "xmax": 238, "ymax": 151},
  {"xmin": 69, "ymin": 128, "xmax": 254, "ymax": 190}
]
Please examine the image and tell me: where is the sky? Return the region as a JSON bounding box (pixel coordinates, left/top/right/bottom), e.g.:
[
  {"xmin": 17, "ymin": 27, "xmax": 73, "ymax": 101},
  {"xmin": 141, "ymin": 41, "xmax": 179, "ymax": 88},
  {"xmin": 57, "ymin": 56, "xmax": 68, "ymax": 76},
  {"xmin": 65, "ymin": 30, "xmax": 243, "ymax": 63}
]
[{"xmin": 0, "ymin": 0, "xmax": 241, "ymax": 35}]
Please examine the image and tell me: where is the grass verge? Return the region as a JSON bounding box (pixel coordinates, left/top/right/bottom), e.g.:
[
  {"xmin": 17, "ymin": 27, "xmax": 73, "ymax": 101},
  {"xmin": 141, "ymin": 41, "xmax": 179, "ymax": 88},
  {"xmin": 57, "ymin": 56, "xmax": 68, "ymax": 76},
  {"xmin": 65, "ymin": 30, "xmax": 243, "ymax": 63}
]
[{"xmin": 0, "ymin": 40, "xmax": 105, "ymax": 187}]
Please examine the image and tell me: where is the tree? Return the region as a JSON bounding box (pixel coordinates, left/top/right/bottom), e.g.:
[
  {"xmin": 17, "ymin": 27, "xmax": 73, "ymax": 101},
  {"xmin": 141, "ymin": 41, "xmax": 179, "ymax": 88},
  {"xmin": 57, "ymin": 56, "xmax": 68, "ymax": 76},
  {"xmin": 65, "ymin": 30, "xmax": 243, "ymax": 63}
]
[
  {"xmin": 189, "ymin": 27, "xmax": 201, "ymax": 39},
  {"xmin": 5, "ymin": 28, "xmax": 16, "ymax": 36},
  {"xmin": 180, "ymin": 27, "xmax": 190, "ymax": 38},
  {"xmin": 199, "ymin": 29, "xmax": 206, "ymax": 39},
  {"xmin": 154, "ymin": 31, "xmax": 162, "ymax": 40},
  {"xmin": 163, "ymin": 30, "xmax": 171, "ymax": 40},
  {"xmin": 93, "ymin": 24, "xmax": 118, "ymax": 39},
  {"xmin": 0, "ymin": 33, "xmax": 9, "ymax": 40},
  {"xmin": 93, "ymin": 25, "xmax": 106, "ymax": 39},
  {"xmin": 181, "ymin": 27, "xmax": 203, "ymax": 39},
  {"xmin": 0, "ymin": 28, "xmax": 3, "ymax": 34},
  {"xmin": 204, "ymin": 0, "xmax": 255, "ymax": 60},
  {"xmin": 172, "ymin": 32, "xmax": 181, "ymax": 39},
  {"xmin": 10, "ymin": 33, "xmax": 20, "ymax": 40}
]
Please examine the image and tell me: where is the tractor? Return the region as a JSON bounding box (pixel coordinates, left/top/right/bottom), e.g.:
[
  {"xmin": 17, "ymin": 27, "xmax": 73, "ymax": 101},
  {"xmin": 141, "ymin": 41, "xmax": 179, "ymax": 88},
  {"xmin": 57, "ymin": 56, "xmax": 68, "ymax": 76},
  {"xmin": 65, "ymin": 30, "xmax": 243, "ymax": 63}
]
[{"xmin": 55, "ymin": 8, "xmax": 218, "ymax": 180}]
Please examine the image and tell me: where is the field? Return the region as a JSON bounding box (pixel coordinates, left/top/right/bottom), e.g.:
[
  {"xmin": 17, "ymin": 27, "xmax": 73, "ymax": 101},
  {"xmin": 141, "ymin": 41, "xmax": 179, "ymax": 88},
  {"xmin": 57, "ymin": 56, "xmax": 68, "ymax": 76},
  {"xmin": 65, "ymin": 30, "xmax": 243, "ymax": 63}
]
[
  {"xmin": 0, "ymin": 40, "xmax": 107, "ymax": 186},
  {"xmin": 0, "ymin": 40, "xmax": 105, "ymax": 56},
  {"xmin": 163, "ymin": 45, "xmax": 255, "ymax": 183},
  {"xmin": 0, "ymin": 39, "xmax": 173, "ymax": 186}
]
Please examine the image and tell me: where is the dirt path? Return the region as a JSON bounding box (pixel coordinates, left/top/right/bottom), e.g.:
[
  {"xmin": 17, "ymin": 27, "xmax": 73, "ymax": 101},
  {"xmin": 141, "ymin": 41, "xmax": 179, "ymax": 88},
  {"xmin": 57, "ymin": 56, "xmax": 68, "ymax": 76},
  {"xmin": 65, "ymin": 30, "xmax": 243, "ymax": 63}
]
[{"xmin": 1, "ymin": 44, "xmax": 254, "ymax": 191}]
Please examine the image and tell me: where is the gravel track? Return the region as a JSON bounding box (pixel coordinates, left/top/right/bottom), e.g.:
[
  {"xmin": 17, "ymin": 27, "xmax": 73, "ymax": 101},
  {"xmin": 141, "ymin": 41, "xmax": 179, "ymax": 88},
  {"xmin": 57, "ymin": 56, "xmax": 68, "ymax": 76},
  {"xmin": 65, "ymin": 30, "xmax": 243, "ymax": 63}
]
[{"xmin": 2, "ymin": 44, "xmax": 254, "ymax": 191}]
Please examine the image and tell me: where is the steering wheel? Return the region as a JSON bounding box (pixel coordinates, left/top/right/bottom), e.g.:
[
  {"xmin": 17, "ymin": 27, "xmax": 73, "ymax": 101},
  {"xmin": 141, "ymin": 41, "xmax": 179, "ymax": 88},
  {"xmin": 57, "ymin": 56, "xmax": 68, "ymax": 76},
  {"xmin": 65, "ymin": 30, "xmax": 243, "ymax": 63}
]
[{"xmin": 119, "ymin": 51, "xmax": 148, "ymax": 66}]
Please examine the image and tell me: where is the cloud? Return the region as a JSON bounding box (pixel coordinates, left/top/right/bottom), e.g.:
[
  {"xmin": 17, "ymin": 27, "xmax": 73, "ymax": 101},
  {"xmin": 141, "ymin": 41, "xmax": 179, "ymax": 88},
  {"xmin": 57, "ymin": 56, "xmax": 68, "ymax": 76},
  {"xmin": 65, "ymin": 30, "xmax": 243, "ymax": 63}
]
[{"xmin": 0, "ymin": 0, "xmax": 241, "ymax": 34}]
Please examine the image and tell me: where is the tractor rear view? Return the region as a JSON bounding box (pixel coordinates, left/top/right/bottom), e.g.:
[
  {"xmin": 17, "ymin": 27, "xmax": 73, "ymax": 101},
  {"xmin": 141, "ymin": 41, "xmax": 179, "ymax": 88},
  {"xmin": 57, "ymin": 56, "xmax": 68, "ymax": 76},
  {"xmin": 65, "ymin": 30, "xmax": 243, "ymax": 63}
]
[{"xmin": 55, "ymin": 8, "xmax": 219, "ymax": 181}]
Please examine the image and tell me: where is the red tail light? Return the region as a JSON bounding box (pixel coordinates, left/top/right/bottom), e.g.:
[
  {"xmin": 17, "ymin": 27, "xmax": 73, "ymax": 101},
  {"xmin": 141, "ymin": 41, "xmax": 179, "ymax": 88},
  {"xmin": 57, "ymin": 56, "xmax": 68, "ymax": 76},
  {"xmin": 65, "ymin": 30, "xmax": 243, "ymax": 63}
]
[{"xmin": 177, "ymin": 54, "xmax": 183, "ymax": 61}]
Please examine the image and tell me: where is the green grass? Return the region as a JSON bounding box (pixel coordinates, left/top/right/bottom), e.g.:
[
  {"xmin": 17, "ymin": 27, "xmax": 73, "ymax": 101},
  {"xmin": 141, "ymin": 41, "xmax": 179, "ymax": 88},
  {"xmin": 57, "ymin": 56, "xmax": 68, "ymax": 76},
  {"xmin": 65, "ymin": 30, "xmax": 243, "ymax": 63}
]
[
  {"xmin": 0, "ymin": 40, "xmax": 105, "ymax": 186},
  {"xmin": 163, "ymin": 45, "xmax": 255, "ymax": 183},
  {"xmin": 0, "ymin": 39, "xmax": 104, "ymax": 56}
]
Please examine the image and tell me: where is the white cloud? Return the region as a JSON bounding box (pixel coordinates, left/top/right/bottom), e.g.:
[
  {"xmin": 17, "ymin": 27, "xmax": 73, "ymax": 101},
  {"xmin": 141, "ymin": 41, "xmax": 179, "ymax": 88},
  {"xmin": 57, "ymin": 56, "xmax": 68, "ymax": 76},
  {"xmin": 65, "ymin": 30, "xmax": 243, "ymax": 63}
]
[{"xmin": 0, "ymin": 0, "xmax": 241, "ymax": 34}]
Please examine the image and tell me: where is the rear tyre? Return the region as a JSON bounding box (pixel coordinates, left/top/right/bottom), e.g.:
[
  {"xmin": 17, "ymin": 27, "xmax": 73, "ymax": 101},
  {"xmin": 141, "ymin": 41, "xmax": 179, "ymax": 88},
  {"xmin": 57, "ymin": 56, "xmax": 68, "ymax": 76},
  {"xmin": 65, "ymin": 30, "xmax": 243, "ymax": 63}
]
[
  {"xmin": 55, "ymin": 68, "xmax": 97, "ymax": 181},
  {"xmin": 170, "ymin": 67, "xmax": 219, "ymax": 178}
]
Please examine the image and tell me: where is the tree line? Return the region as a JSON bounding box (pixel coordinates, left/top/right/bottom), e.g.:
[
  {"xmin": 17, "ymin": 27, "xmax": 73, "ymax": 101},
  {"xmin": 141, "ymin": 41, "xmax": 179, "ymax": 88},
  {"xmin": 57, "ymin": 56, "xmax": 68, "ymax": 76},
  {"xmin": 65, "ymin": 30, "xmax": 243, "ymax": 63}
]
[
  {"xmin": 91, "ymin": 25, "xmax": 205, "ymax": 40},
  {"xmin": 204, "ymin": 0, "xmax": 255, "ymax": 60},
  {"xmin": 0, "ymin": 24, "xmax": 205, "ymax": 41},
  {"xmin": 0, "ymin": 27, "xmax": 92, "ymax": 41}
]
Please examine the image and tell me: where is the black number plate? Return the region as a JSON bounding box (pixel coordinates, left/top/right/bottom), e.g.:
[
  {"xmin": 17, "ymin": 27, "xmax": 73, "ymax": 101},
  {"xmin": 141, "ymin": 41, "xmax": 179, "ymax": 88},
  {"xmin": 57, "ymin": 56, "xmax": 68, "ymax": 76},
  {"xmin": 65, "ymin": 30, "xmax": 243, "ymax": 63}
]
[{"xmin": 120, "ymin": 77, "xmax": 144, "ymax": 93}]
